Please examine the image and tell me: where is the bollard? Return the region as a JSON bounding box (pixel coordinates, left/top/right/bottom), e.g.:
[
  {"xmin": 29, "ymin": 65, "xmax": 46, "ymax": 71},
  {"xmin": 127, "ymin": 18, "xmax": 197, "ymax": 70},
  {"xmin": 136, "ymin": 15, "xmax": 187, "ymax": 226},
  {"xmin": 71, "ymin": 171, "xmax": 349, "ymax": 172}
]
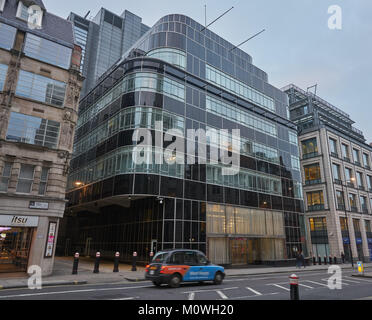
[
  {"xmin": 312, "ymin": 256, "xmax": 316, "ymax": 265},
  {"xmin": 324, "ymin": 256, "xmax": 327, "ymax": 265},
  {"xmin": 149, "ymin": 251, "xmax": 154, "ymax": 264},
  {"xmin": 113, "ymin": 252, "xmax": 120, "ymax": 273},
  {"xmin": 132, "ymin": 251, "xmax": 137, "ymax": 271},
  {"xmin": 93, "ymin": 252, "xmax": 101, "ymax": 273},
  {"xmin": 334, "ymin": 256, "xmax": 337, "ymax": 264},
  {"xmin": 329, "ymin": 256, "xmax": 333, "ymax": 265},
  {"xmin": 289, "ymin": 274, "xmax": 299, "ymax": 300},
  {"xmin": 318, "ymin": 256, "xmax": 322, "ymax": 265},
  {"xmin": 72, "ymin": 252, "xmax": 79, "ymax": 275}
]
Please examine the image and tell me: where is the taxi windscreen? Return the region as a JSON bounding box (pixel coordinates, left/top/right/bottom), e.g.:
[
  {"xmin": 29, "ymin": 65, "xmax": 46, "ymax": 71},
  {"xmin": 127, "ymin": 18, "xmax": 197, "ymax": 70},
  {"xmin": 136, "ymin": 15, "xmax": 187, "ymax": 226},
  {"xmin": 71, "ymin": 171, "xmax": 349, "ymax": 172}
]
[{"xmin": 152, "ymin": 251, "xmax": 169, "ymax": 263}]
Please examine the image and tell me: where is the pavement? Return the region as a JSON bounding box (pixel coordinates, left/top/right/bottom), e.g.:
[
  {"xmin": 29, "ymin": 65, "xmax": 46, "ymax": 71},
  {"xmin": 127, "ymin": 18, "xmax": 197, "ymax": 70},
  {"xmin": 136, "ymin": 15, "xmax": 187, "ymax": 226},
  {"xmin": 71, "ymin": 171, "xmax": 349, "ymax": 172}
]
[{"xmin": 0, "ymin": 257, "xmax": 370, "ymax": 290}]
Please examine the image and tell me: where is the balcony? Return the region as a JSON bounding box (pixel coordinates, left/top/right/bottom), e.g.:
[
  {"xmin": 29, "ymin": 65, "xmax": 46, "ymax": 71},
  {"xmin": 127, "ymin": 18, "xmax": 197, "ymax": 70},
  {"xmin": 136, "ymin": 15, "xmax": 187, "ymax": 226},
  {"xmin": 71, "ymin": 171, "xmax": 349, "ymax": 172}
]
[
  {"xmin": 362, "ymin": 206, "xmax": 369, "ymax": 214},
  {"xmin": 337, "ymin": 204, "xmax": 346, "ymax": 211},
  {"xmin": 350, "ymin": 206, "xmax": 358, "ymax": 213},
  {"xmin": 355, "ymin": 161, "xmax": 362, "ymax": 167},
  {"xmin": 358, "ymin": 186, "xmax": 365, "ymax": 191},
  {"xmin": 331, "ymin": 152, "xmax": 339, "ymax": 159},
  {"xmin": 303, "ymin": 152, "xmax": 319, "ymax": 160},
  {"xmin": 343, "ymin": 157, "xmax": 351, "ymax": 163},
  {"xmin": 347, "ymin": 182, "xmax": 355, "ymax": 188},
  {"xmin": 365, "ymin": 165, "xmax": 371, "ymax": 171},
  {"xmin": 305, "ymin": 179, "xmax": 322, "ymax": 186},
  {"xmin": 334, "ymin": 179, "xmax": 342, "ymax": 185},
  {"xmin": 307, "ymin": 204, "xmax": 325, "ymax": 212}
]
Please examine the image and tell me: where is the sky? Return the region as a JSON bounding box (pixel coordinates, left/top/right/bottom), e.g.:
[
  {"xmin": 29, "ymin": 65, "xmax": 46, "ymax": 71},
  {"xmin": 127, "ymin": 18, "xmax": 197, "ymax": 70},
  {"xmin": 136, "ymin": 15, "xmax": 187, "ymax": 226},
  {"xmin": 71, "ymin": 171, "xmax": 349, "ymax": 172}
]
[{"xmin": 44, "ymin": 0, "xmax": 372, "ymax": 142}]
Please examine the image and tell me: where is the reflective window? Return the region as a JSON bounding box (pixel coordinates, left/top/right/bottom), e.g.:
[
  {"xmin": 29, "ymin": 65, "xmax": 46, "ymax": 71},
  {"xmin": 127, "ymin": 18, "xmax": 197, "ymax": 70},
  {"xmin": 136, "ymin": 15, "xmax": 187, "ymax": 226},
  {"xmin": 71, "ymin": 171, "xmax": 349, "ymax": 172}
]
[
  {"xmin": 0, "ymin": 22, "xmax": 16, "ymax": 50},
  {"xmin": 16, "ymin": 70, "xmax": 67, "ymax": 107},
  {"xmin": 206, "ymin": 164, "xmax": 282, "ymax": 196},
  {"xmin": 329, "ymin": 138, "xmax": 337, "ymax": 154},
  {"xmin": 206, "ymin": 95, "xmax": 277, "ymax": 137},
  {"xmin": 16, "ymin": 164, "xmax": 35, "ymax": 194},
  {"xmin": 363, "ymin": 153, "xmax": 370, "ymax": 168},
  {"xmin": 0, "ymin": 64, "xmax": 8, "ymax": 90},
  {"xmin": 291, "ymin": 155, "xmax": 300, "ymax": 171},
  {"xmin": 38, "ymin": 167, "xmax": 49, "ymax": 195},
  {"xmin": 0, "ymin": 162, "xmax": 12, "ymax": 192},
  {"xmin": 289, "ymin": 131, "xmax": 298, "ymax": 146},
  {"xmin": 332, "ymin": 163, "xmax": 341, "ymax": 181},
  {"xmin": 301, "ymin": 138, "xmax": 318, "ymax": 157},
  {"xmin": 147, "ymin": 48, "xmax": 186, "ymax": 70},
  {"xmin": 353, "ymin": 148, "xmax": 360, "ymax": 164},
  {"xmin": 206, "ymin": 65, "xmax": 275, "ymax": 112},
  {"xmin": 6, "ymin": 112, "xmax": 60, "ymax": 149},
  {"xmin": 24, "ymin": 33, "xmax": 72, "ymax": 69}
]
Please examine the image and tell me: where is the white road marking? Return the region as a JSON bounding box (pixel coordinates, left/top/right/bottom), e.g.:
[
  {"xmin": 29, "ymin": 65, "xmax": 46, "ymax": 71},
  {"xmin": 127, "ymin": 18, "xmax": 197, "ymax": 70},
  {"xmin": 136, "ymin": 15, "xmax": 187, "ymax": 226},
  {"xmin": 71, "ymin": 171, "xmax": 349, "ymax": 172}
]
[
  {"xmin": 245, "ymin": 287, "xmax": 262, "ymax": 296},
  {"xmin": 232, "ymin": 292, "xmax": 279, "ymax": 300},
  {"xmin": 304, "ymin": 280, "xmax": 329, "ymax": 287},
  {"xmin": 188, "ymin": 292, "xmax": 195, "ymax": 300},
  {"xmin": 216, "ymin": 290, "xmax": 228, "ymax": 300},
  {"xmin": 298, "ymin": 283, "xmax": 314, "ymax": 289},
  {"xmin": 182, "ymin": 287, "xmax": 238, "ymax": 294},
  {"xmin": 112, "ymin": 297, "xmax": 138, "ymax": 300},
  {"xmin": 346, "ymin": 276, "xmax": 372, "ymax": 283},
  {"xmin": 341, "ymin": 278, "xmax": 360, "ymax": 284},
  {"xmin": 321, "ymin": 278, "xmax": 349, "ymax": 285},
  {"xmin": 269, "ymin": 284, "xmax": 290, "ymax": 291},
  {"xmin": 0, "ymin": 285, "xmax": 153, "ymax": 299}
]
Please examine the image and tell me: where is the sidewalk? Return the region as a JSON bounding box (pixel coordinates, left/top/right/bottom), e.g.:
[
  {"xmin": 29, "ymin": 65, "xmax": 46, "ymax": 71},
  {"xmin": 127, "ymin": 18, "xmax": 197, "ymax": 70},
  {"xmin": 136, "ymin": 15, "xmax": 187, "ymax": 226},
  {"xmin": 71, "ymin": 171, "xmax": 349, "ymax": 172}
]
[{"xmin": 0, "ymin": 257, "xmax": 370, "ymax": 290}]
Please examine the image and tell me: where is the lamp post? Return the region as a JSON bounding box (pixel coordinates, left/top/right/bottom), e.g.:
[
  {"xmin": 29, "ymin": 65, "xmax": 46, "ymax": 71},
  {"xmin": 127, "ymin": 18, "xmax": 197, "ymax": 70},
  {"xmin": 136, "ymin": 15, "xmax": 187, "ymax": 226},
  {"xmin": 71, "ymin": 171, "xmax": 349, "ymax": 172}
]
[{"xmin": 341, "ymin": 177, "xmax": 355, "ymax": 268}]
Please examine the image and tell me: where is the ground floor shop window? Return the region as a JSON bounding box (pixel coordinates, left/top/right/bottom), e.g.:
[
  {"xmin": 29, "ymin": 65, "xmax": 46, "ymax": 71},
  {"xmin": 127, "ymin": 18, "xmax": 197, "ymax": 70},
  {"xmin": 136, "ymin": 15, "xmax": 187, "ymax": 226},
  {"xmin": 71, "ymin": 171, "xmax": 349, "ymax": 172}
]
[{"xmin": 0, "ymin": 227, "xmax": 33, "ymax": 273}]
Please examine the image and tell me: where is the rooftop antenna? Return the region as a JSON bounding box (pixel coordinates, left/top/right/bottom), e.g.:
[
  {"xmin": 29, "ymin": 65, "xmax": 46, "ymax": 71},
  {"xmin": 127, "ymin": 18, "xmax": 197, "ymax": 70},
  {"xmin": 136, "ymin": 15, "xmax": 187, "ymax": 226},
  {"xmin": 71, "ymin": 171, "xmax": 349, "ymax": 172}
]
[
  {"xmin": 230, "ymin": 29, "xmax": 266, "ymax": 52},
  {"xmin": 201, "ymin": 6, "xmax": 234, "ymax": 32},
  {"xmin": 307, "ymin": 84, "xmax": 318, "ymax": 96},
  {"xmin": 84, "ymin": 11, "xmax": 91, "ymax": 19}
]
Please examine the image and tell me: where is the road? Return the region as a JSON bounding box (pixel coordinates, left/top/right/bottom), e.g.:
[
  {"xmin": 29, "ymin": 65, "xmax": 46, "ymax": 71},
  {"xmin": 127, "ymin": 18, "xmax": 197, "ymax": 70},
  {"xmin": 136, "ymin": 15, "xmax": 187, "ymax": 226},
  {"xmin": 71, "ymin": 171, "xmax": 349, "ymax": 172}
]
[{"xmin": 0, "ymin": 269, "xmax": 371, "ymax": 300}]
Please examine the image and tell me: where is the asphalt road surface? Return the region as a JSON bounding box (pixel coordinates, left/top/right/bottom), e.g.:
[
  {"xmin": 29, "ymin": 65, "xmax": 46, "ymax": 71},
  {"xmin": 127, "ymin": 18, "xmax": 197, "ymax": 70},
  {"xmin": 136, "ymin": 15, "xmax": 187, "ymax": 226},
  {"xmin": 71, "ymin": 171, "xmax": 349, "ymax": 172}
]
[{"xmin": 0, "ymin": 269, "xmax": 371, "ymax": 300}]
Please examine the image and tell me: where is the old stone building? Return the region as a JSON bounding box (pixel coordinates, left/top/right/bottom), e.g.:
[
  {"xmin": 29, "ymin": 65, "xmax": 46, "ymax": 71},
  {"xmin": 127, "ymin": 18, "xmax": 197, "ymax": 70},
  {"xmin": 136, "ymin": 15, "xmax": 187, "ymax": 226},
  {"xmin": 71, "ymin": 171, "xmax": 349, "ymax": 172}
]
[{"xmin": 0, "ymin": 0, "xmax": 82, "ymax": 275}]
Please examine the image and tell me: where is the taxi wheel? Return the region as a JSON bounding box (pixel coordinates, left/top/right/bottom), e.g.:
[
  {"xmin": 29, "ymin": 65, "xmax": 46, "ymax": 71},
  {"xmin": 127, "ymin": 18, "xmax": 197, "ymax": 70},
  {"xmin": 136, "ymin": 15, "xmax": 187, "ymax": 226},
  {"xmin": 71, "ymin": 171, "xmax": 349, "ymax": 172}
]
[
  {"xmin": 169, "ymin": 274, "xmax": 181, "ymax": 288},
  {"xmin": 153, "ymin": 281, "xmax": 161, "ymax": 287},
  {"xmin": 213, "ymin": 272, "xmax": 223, "ymax": 285}
]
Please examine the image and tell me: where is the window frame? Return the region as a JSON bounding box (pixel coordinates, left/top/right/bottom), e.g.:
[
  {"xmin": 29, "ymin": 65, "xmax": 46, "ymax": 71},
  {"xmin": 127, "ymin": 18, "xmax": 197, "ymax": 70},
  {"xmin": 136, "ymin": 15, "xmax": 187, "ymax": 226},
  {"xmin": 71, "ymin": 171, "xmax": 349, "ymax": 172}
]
[{"xmin": 16, "ymin": 164, "xmax": 35, "ymax": 194}]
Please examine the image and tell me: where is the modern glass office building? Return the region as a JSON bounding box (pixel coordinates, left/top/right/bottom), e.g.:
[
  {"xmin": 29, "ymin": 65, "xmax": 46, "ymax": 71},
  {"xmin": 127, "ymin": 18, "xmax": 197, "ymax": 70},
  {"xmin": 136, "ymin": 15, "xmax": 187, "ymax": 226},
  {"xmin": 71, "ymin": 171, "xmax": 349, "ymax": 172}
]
[
  {"xmin": 68, "ymin": 9, "xmax": 150, "ymax": 97},
  {"xmin": 60, "ymin": 14, "xmax": 306, "ymax": 266}
]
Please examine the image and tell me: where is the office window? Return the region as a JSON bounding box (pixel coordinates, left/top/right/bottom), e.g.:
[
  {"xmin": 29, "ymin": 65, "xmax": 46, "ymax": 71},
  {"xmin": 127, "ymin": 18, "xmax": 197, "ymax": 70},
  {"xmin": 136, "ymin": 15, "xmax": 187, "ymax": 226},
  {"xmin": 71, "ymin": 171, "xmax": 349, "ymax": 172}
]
[
  {"xmin": 0, "ymin": 63, "xmax": 8, "ymax": 91},
  {"xmin": 353, "ymin": 219, "xmax": 361, "ymax": 232},
  {"xmin": 304, "ymin": 163, "xmax": 321, "ymax": 184},
  {"xmin": 147, "ymin": 48, "xmax": 186, "ymax": 70},
  {"xmin": 301, "ymin": 138, "xmax": 318, "ymax": 157},
  {"xmin": 288, "ymin": 131, "xmax": 298, "ymax": 146},
  {"xmin": 345, "ymin": 167, "xmax": 354, "ymax": 184},
  {"xmin": 365, "ymin": 220, "xmax": 372, "ymax": 233},
  {"xmin": 336, "ymin": 191, "xmax": 345, "ymax": 209},
  {"xmin": 307, "ymin": 191, "xmax": 324, "ymax": 211},
  {"xmin": 356, "ymin": 172, "xmax": 364, "ymax": 189},
  {"xmin": 360, "ymin": 196, "xmax": 368, "ymax": 213},
  {"xmin": 206, "ymin": 64, "xmax": 275, "ymax": 112},
  {"xmin": 0, "ymin": 22, "xmax": 16, "ymax": 50},
  {"xmin": 38, "ymin": 167, "xmax": 49, "ymax": 195},
  {"xmin": 342, "ymin": 144, "xmax": 349, "ymax": 160},
  {"xmin": 16, "ymin": 70, "xmax": 66, "ymax": 107},
  {"xmin": 24, "ymin": 33, "xmax": 72, "ymax": 69},
  {"xmin": 329, "ymin": 138, "xmax": 337, "ymax": 155},
  {"xmin": 367, "ymin": 176, "xmax": 372, "ymax": 191},
  {"xmin": 353, "ymin": 149, "xmax": 360, "ymax": 164},
  {"xmin": 16, "ymin": 1, "xmax": 29, "ymax": 21},
  {"xmin": 16, "ymin": 164, "xmax": 35, "ymax": 193},
  {"xmin": 332, "ymin": 163, "xmax": 341, "ymax": 181},
  {"xmin": 291, "ymin": 155, "xmax": 300, "ymax": 171},
  {"xmin": 0, "ymin": 162, "xmax": 12, "ymax": 192},
  {"xmin": 363, "ymin": 153, "xmax": 370, "ymax": 168},
  {"xmin": 349, "ymin": 194, "xmax": 357, "ymax": 211},
  {"xmin": 6, "ymin": 112, "xmax": 60, "ymax": 149},
  {"xmin": 309, "ymin": 217, "xmax": 327, "ymax": 231}
]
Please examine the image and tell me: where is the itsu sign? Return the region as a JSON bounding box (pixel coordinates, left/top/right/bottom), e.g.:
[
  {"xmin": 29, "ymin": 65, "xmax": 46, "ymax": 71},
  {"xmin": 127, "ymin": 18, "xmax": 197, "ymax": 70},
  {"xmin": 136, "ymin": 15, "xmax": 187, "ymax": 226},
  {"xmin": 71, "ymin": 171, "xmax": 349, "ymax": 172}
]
[{"xmin": 0, "ymin": 215, "xmax": 39, "ymax": 227}]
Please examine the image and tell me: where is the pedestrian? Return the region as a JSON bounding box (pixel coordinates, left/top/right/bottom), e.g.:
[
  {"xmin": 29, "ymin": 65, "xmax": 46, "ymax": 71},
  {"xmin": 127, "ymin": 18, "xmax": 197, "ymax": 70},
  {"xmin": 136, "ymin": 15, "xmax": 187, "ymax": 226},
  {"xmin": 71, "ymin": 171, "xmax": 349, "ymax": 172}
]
[
  {"xmin": 295, "ymin": 252, "xmax": 301, "ymax": 268},
  {"xmin": 300, "ymin": 251, "xmax": 305, "ymax": 268},
  {"xmin": 341, "ymin": 252, "xmax": 345, "ymax": 264}
]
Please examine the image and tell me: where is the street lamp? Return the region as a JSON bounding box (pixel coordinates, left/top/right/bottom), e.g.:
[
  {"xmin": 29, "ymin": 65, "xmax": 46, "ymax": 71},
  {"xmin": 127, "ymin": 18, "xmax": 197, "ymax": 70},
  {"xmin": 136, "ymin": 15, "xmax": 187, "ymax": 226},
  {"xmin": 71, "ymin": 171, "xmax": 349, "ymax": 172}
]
[
  {"xmin": 74, "ymin": 181, "xmax": 84, "ymax": 188},
  {"xmin": 341, "ymin": 177, "xmax": 355, "ymax": 268}
]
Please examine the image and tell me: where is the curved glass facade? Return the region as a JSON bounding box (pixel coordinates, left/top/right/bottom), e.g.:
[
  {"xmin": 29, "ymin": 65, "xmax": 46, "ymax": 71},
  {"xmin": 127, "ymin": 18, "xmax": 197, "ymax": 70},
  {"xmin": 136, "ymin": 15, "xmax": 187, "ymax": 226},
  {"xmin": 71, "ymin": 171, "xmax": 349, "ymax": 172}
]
[
  {"xmin": 61, "ymin": 14, "xmax": 305, "ymax": 265},
  {"xmin": 147, "ymin": 48, "xmax": 186, "ymax": 70}
]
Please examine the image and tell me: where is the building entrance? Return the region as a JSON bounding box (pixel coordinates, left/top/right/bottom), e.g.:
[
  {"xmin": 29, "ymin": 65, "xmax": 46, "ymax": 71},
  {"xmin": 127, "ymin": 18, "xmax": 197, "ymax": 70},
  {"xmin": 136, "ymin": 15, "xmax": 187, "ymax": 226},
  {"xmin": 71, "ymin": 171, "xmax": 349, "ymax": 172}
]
[
  {"xmin": 0, "ymin": 227, "xmax": 34, "ymax": 273},
  {"xmin": 230, "ymin": 238, "xmax": 261, "ymax": 265}
]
